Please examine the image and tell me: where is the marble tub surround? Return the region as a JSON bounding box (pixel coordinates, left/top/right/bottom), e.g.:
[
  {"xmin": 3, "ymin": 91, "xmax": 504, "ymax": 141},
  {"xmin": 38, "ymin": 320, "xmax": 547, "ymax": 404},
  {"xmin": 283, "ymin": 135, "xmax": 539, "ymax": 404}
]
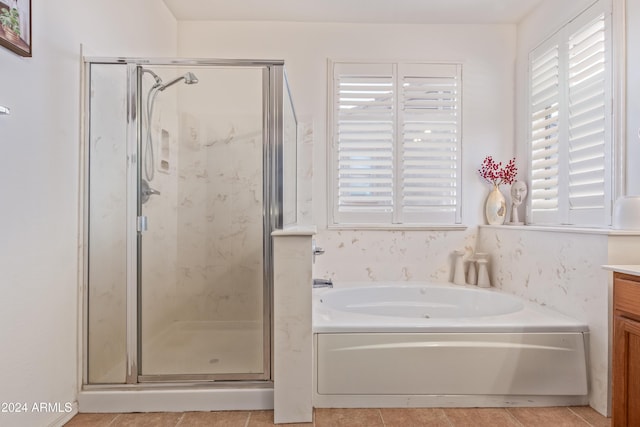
[
  {"xmin": 313, "ymin": 229, "xmax": 477, "ymax": 283},
  {"xmin": 272, "ymin": 227, "xmax": 316, "ymax": 424},
  {"xmin": 477, "ymin": 225, "xmax": 640, "ymax": 415}
]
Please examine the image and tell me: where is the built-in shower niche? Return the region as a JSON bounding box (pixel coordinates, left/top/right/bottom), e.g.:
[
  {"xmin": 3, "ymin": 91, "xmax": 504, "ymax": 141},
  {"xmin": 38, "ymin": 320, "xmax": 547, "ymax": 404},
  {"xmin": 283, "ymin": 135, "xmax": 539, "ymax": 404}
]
[{"xmin": 85, "ymin": 60, "xmax": 297, "ymax": 388}]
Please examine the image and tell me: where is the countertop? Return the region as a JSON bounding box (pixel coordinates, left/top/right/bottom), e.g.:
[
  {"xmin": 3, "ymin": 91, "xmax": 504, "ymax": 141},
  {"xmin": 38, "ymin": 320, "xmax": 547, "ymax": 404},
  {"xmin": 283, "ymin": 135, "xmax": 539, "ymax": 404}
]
[{"xmin": 603, "ymin": 265, "xmax": 640, "ymax": 276}]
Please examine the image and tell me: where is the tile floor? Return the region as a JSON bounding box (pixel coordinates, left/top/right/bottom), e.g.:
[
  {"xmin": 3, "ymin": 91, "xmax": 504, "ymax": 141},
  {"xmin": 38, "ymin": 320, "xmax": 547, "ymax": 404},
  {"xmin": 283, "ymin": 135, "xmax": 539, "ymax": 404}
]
[{"xmin": 65, "ymin": 406, "xmax": 610, "ymax": 426}]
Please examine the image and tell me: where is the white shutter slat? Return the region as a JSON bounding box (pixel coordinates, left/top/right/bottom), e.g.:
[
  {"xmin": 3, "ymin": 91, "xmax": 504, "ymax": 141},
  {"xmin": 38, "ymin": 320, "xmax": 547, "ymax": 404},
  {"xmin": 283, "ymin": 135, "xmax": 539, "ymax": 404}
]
[
  {"xmin": 532, "ymin": 104, "xmax": 559, "ymax": 121},
  {"xmin": 531, "ymin": 177, "xmax": 559, "ymax": 190},
  {"xmin": 532, "ymin": 166, "xmax": 559, "ymax": 180},
  {"xmin": 532, "ymin": 191, "xmax": 558, "ymax": 202},
  {"xmin": 532, "ymin": 145, "xmax": 559, "ymax": 161},
  {"xmin": 532, "ymin": 135, "xmax": 559, "ymax": 151}
]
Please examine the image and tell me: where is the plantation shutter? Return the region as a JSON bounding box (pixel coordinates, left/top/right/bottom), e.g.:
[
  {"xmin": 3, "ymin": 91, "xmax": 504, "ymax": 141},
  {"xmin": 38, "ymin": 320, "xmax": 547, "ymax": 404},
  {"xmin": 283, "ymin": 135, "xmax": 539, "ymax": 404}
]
[
  {"xmin": 530, "ymin": 40, "xmax": 561, "ymax": 223},
  {"xmin": 333, "ymin": 63, "xmax": 395, "ymax": 223},
  {"xmin": 330, "ymin": 61, "xmax": 462, "ymax": 226},
  {"xmin": 528, "ymin": 1, "xmax": 611, "ymax": 226},
  {"xmin": 399, "ymin": 63, "xmax": 461, "ymax": 224},
  {"xmin": 566, "ymin": 12, "xmax": 611, "ymax": 225}
]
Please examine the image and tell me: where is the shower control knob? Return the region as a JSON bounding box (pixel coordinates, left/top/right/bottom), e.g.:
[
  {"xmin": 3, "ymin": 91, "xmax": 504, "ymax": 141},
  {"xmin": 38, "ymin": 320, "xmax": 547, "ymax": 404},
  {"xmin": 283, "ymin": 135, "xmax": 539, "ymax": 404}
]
[
  {"xmin": 312, "ymin": 239, "xmax": 325, "ymax": 263},
  {"xmin": 141, "ymin": 179, "xmax": 161, "ymax": 204}
]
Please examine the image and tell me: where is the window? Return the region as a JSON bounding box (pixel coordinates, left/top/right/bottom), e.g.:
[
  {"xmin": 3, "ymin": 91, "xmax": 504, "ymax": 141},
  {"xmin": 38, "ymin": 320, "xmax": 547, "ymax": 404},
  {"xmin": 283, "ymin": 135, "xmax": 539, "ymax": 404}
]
[
  {"xmin": 328, "ymin": 61, "xmax": 462, "ymax": 227},
  {"xmin": 529, "ymin": 3, "xmax": 612, "ymax": 227}
]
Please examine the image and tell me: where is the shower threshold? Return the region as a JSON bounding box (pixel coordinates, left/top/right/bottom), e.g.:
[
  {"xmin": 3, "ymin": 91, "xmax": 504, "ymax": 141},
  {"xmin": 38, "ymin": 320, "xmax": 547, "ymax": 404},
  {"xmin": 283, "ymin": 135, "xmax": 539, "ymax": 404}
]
[{"xmin": 78, "ymin": 382, "xmax": 273, "ymax": 413}]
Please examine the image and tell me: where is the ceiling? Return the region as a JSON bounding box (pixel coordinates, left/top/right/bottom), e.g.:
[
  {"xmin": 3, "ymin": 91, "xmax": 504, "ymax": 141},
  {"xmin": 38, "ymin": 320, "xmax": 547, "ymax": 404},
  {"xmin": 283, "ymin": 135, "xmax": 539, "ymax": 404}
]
[{"xmin": 162, "ymin": 0, "xmax": 546, "ymax": 25}]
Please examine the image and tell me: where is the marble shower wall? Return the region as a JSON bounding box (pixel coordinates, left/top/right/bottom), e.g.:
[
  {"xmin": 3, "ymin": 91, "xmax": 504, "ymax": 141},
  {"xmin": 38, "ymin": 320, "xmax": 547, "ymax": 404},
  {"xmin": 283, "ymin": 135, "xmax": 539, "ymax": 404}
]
[
  {"xmin": 172, "ymin": 68, "xmax": 265, "ymax": 324},
  {"xmin": 175, "ymin": 111, "xmax": 264, "ymax": 322}
]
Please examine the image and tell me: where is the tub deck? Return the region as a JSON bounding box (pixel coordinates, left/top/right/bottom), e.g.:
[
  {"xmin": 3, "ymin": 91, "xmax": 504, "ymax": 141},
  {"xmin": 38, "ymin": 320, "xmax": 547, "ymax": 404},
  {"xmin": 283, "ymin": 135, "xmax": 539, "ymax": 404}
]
[{"xmin": 313, "ymin": 282, "xmax": 588, "ymax": 333}]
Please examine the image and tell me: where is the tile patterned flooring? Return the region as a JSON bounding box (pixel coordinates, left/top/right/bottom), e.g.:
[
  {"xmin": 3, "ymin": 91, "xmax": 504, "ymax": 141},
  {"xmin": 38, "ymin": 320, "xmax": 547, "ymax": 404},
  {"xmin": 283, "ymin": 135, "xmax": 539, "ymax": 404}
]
[{"xmin": 65, "ymin": 406, "xmax": 610, "ymax": 426}]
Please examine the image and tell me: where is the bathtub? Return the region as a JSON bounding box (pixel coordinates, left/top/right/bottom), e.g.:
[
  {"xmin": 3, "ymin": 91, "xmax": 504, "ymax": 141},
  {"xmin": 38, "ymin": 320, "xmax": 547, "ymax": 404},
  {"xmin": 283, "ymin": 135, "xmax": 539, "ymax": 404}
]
[{"xmin": 313, "ymin": 282, "xmax": 589, "ymax": 408}]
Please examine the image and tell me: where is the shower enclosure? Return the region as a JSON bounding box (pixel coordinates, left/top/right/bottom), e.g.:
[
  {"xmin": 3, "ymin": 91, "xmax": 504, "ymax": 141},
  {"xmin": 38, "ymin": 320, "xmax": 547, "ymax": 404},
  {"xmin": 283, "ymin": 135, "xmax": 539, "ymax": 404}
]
[{"xmin": 83, "ymin": 58, "xmax": 297, "ymax": 386}]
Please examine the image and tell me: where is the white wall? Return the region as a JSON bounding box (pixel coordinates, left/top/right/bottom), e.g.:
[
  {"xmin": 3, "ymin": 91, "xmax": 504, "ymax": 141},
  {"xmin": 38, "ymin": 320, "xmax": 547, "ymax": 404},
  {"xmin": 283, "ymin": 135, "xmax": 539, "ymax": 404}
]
[
  {"xmin": 0, "ymin": 1, "xmax": 177, "ymax": 425},
  {"xmin": 178, "ymin": 22, "xmax": 517, "ymax": 281}
]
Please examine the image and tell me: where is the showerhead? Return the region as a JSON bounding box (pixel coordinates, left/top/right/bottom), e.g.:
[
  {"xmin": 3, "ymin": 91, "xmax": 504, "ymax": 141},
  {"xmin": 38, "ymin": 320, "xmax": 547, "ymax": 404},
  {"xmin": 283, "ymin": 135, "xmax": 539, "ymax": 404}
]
[
  {"xmin": 158, "ymin": 72, "xmax": 199, "ymax": 91},
  {"xmin": 183, "ymin": 72, "xmax": 198, "ymax": 85}
]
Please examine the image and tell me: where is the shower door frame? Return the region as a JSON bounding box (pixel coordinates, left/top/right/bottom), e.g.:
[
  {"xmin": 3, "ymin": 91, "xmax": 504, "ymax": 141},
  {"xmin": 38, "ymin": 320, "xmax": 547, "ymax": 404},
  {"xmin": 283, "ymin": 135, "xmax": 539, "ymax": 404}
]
[{"xmin": 82, "ymin": 57, "xmax": 287, "ymax": 386}]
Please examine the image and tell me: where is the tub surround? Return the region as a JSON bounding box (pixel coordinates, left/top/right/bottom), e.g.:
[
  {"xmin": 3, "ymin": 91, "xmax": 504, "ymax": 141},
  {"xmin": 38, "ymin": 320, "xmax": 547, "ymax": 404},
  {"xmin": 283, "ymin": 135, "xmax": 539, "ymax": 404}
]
[
  {"xmin": 478, "ymin": 226, "xmax": 640, "ymax": 416},
  {"xmin": 272, "ymin": 226, "xmax": 316, "ymax": 424},
  {"xmin": 313, "ymin": 229, "xmax": 477, "ymax": 283}
]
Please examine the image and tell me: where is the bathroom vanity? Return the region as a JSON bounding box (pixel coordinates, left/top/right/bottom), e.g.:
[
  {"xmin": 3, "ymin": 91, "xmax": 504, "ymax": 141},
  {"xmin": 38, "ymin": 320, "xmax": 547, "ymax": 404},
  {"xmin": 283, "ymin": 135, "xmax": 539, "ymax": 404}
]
[{"xmin": 609, "ymin": 266, "xmax": 640, "ymax": 427}]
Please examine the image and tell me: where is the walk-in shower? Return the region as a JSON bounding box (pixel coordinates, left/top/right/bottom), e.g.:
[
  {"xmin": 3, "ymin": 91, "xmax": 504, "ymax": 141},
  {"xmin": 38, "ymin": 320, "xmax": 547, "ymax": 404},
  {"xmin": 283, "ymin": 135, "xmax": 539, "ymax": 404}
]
[{"xmin": 82, "ymin": 58, "xmax": 297, "ymax": 404}]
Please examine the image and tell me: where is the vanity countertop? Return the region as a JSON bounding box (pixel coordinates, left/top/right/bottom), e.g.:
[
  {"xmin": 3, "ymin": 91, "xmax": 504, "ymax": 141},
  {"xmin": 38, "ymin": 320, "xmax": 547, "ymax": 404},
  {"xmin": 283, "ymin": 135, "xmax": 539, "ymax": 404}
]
[{"xmin": 603, "ymin": 265, "xmax": 640, "ymax": 276}]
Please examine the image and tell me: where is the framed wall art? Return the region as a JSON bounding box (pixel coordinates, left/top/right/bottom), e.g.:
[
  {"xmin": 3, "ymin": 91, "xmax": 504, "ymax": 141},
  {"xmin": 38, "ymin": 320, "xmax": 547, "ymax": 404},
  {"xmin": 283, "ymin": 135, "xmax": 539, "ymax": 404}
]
[{"xmin": 0, "ymin": 0, "xmax": 31, "ymax": 57}]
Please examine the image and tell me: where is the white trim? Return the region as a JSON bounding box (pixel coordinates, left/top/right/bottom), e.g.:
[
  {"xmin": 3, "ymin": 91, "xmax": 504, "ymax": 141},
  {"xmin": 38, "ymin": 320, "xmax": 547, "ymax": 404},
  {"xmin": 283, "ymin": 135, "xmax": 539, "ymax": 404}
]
[
  {"xmin": 328, "ymin": 223, "xmax": 468, "ymax": 231},
  {"xmin": 314, "ymin": 393, "xmax": 588, "ymax": 409},
  {"xmin": 78, "ymin": 388, "xmax": 273, "ymax": 412},
  {"xmin": 480, "ymin": 224, "xmax": 640, "ymax": 236},
  {"xmin": 611, "ymin": 0, "xmax": 626, "ymax": 199},
  {"xmin": 46, "ymin": 402, "xmax": 78, "ymax": 427}
]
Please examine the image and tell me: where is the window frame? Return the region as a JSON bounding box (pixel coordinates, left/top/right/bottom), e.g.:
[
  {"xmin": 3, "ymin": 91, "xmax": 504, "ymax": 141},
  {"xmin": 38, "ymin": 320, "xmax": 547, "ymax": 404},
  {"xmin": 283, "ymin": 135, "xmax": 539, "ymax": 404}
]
[
  {"xmin": 327, "ymin": 59, "xmax": 464, "ymax": 230},
  {"xmin": 527, "ymin": 0, "xmax": 614, "ymax": 228}
]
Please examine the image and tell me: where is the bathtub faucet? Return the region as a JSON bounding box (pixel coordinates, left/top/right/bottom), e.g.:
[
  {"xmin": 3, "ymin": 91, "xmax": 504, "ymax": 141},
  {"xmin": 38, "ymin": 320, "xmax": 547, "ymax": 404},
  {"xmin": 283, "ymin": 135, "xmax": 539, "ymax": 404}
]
[{"xmin": 313, "ymin": 278, "xmax": 333, "ymax": 288}]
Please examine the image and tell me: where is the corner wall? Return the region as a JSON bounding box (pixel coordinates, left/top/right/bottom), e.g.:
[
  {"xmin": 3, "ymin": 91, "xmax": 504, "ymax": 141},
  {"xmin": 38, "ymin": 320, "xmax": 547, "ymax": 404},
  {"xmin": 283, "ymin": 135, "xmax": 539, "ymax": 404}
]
[{"xmin": 0, "ymin": 1, "xmax": 177, "ymax": 425}]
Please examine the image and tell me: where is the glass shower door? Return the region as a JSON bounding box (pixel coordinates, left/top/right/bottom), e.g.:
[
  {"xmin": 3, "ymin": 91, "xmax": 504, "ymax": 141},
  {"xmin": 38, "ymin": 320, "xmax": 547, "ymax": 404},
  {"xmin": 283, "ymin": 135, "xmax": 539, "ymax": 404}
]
[{"xmin": 137, "ymin": 66, "xmax": 267, "ymax": 380}]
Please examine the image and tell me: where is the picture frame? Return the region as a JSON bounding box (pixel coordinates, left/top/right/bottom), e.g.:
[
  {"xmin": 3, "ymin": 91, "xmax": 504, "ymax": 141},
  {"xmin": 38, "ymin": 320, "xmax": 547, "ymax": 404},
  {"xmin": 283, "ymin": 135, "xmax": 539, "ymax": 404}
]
[{"xmin": 0, "ymin": 0, "xmax": 31, "ymax": 57}]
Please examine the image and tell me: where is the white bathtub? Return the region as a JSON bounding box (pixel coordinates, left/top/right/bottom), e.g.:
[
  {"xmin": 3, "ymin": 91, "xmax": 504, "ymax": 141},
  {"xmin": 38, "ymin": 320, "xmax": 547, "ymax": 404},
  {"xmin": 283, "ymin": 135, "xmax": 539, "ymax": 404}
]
[{"xmin": 313, "ymin": 282, "xmax": 589, "ymax": 408}]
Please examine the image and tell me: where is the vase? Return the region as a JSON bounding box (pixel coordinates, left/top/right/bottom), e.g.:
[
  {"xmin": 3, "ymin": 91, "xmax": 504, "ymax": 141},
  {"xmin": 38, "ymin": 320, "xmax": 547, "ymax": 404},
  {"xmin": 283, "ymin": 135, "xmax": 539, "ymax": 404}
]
[
  {"xmin": 452, "ymin": 250, "xmax": 466, "ymax": 285},
  {"xmin": 485, "ymin": 184, "xmax": 506, "ymax": 225}
]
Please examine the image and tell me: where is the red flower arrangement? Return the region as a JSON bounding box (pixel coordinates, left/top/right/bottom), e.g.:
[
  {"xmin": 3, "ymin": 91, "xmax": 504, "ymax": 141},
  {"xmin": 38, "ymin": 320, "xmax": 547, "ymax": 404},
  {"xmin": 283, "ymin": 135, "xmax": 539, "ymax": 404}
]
[{"xmin": 478, "ymin": 156, "xmax": 517, "ymax": 186}]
